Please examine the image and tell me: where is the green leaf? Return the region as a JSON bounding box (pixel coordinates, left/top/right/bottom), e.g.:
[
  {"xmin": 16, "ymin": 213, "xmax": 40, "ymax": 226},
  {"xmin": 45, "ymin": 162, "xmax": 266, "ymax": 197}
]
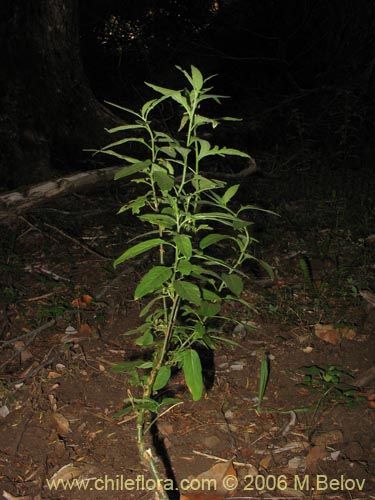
[
  {"xmin": 198, "ymin": 301, "xmax": 221, "ymax": 317},
  {"xmin": 135, "ymin": 331, "xmax": 154, "ymax": 346},
  {"xmin": 112, "ymin": 406, "xmax": 134, "ymax": 418},
  {"xmin": 180, "ymin": 304, "xmax": 196, "ymax": 319},
  {"xmin": 153, "ymin": 171, "xmax": 174, "ymax": 191},
  {"xmin": 135, "ymin": 266, "xmax": 172, "ymax": 299},
  {"xmin": 220, "ymin": 116, "xmax": 242, "ymax": 122},
  {"xmin": 194, "ymin": 322, "xmax": 205, "ymax": 339},
  {"xmin": 182, "ymin": 349, "xmax": 203, "ymax": 401},
  {"xmin": 221, "ymin": 273, "xmax": 244, "ymax": 296},
  {"xmin": 173, "ymin": 234, "xmax": 192, "ymax": 259},
  {"xmin": 98, "ymin": 149, "xmax": 139, "ymax": 162},
  {"xmin": 101, "ymin": 136, "xmax": 148, "ymax": 151},
  {"xmin": 222, "ymin": 184, "xmax": 240, "ymax": 205},
  {"xmin": 174, "ymin": 281, "xmax": 201, "ymax": 306},
  {"xmin": 198, "ymin": 93, "xmax": 228, "ymax": 104},
  {"xmin": 192, "ymin": 266, "xmax": 220, "ymax": 281},
  {"xmin": 114, "ymin": 161, "xmax": 152, "ymax": 180},
  {"xmin": 145, "ymin": 82, "xmax": 179, "ymax": 97},
  {"xmin": 202, "ymin": 288, "xmax": 221, "ymax": 301},
  {"xmin": 138, "ymin": 214, "xmax": 176, "ymax": 229},
  {"xmin": 138, "ymin": 361, "xmax": 154, "ymax": 369},
  {"xmin": 118, "ymin": 194, "xmax": 149, "ymax": 215},
  {"xmin": 178, "ymin": 114, "xmax": 189, "ymax": 132},
  {"xmin": 215, "ymin": 147, "xmax": 251, "ymax": 158},
  {"xmin": 170, "ymin": 92, "xmax": 189, "ymax": 110},
  {"xmin": 303, "ymin": 366, "xmax": 324, "ymax": 376},
  {"xmin": 177, "ymin": 259, "xmax": 193, "ymax": 276},
  {"xmin": 192, "ymin": 175, "xmax": 224, "ymax": 191},
  {"xmin": 111, "ymin": 360, "xmax": 144, "ymax": 373},
  {"xmin": 160, "ymin": 397, "xmax": 182, "ymax": 407},
  {"xmin": 153, "ymin": 365, "xmax": 172, "ymax": 391},
  {"xmin": 175, "ymin": 146, "xmax": 190, "ymax": 159},
  {"xmin": 175, "ymin": 65, "xmax": 194, "ymax": 86},
  {"xmin": 259, "ymin": 259, "xmax": 275, "ymax": 280},
  {"xmin": 141, "ymin": 95, "xmax": 170, "ymax": 117},
  {"xmin": 139, "ymin": 295, "xmax": 164, "ymax": 317},
  {"xmin": 105, "ymin": 124, "xmax": 146, "ymax": 133},
  {"xmin": 199, "ymin": 233, "xmax": 231, "ymax": 250},
  {"xmin": 159, "ymin": 146, "xmax": 177, "ymax": 158},
  {"xmin": 114, "ymin": 238, "xmax": 165, "ymax": 267},
  {"xmin": 195, "ymin": 138, "xmax": 211, "ymax": 160},
  {"xmin": 194, "ymin": 114, "xmax": 219, "ymax": 129},
  {"xmin": 104, "ymin": 100, "xmax": 142, "ymax": 119},
  {"xmin": 190, "ymin": 65, "xmax": 204, "ymax": 90},
  {"xmin": 132, "ymin": 397, "xmax": 160, "ymax": 413}
]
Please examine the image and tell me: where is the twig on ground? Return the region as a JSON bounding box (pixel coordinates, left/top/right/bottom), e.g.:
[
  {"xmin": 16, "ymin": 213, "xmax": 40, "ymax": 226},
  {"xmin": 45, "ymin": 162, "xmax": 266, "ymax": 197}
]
[
  {"xmin": 10, "ymin": 413, "xmax": 33, "ymax": 455},
  {"xmin": 19, "ymin": 216, "xmax": 60, "ymax": 244},
  {"xmin": 0, "ymin": 319, "xmax": 56, "ymax": 350},
  {"xmin": 192, "ymin": 450, "xmax": 249, "ymax": 468},
  {"xmin": 17, "ymin": 353, "xmax": 57, "ymax": 382},
  {"xmin": 43, "ymin": 222, "xmax": 110, "ymax": 260}
]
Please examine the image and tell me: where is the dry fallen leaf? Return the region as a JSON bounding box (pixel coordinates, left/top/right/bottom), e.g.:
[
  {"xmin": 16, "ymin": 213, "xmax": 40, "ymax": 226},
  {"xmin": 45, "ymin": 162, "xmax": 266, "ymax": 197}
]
[
  {"xmin": 52, "ymin": 412, "xmax": 71, "ymax": 436},
  {"xmin": 2, "ymin": 490, "xmax": 33, "ymax": 500},
  {"xmin": 79, "ymin": 322, "xmax": 93, "ymax": 338},
  {"xmin": 180, "ymin": 459, "xmax": 237, "ymax": 500},
  {"xmin": 366, "ymin": 393, "xmax": 375, "ymax": 408},
  {"xmin": 306, "ymin": 445, "xmax": 329, "ymax": 473},
  {"xmin": 71, "ymin": 294, "xmax": 93, "ymax": 308},
  {"xmin": 314, "ymin": 323, "xmax": 356, "ymax": 345},
  {"xmin": 259, "ymin": 454, "xmax": 272, "ymax": 470},
  {"xmin": 49, "ymin": 463, "xmax": 84, "ymax": 482},
  {"xmin": 48, "ymin": 394, "xmax": 57, "ymax": 412}
]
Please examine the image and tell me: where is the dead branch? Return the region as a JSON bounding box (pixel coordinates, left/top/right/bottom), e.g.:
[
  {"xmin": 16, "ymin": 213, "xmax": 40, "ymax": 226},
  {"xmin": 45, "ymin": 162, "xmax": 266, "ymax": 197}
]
[
  {"xmin": 0, "ymin": 165, "xmax": 122, "ymax": 220},
  {"xmin": 0, "ymin": 160, "xmax": 259, "ymax": 221}
]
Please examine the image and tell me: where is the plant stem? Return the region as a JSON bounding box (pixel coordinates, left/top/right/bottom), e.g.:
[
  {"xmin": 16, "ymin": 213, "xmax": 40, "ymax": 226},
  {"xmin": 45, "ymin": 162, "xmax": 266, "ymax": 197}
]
[{"xmin": 137, "ymin": 412, "xmax": 169, "ymax": 500}]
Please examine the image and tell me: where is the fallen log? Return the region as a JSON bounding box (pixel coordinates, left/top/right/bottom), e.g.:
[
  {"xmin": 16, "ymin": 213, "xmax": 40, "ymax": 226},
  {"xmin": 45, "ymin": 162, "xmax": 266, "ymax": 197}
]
[
  {"xmin": 0, "ymin": 160, "xmax": 258, "ymax": 220},
  {"xmin": 0, "ymin": 166, "xmax": 122, "ymax": 220}
]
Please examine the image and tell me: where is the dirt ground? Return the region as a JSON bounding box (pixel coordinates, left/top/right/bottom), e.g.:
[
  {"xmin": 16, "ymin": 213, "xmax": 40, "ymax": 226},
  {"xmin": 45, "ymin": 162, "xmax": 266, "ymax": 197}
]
[{"xmin": 1, "ymin": 164, "xmax": 375, "ymax": 500}]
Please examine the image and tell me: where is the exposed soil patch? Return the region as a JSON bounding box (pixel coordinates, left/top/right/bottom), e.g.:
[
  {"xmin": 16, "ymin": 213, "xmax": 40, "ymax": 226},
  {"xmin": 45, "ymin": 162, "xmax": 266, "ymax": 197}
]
[{"xmin": 1, "ymin": 168, "xmax": 375, "ymax": 499}]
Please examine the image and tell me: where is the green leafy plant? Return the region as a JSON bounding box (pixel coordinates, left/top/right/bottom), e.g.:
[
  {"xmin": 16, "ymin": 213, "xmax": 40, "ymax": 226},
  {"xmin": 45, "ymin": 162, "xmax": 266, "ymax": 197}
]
[
  {"xmin": 267, "ymin": 303, "xmax": 279, "ymax": 316},
  {"xmin": 97, "ymin": 65, "xmax": 273, "ymax": 496},
  {"xmin": 299, "ymin": 365, "xmax": 365, "ymax": 418},
  {"xmin": 256, "ymin": 352, "xmax": 270, "ymax": 415}
]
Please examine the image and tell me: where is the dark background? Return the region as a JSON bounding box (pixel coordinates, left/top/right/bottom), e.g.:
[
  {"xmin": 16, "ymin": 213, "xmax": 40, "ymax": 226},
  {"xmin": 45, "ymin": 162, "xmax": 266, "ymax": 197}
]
[{"xmin": 1, "ymin": 0, "xmax": 375, "ymax": 189}]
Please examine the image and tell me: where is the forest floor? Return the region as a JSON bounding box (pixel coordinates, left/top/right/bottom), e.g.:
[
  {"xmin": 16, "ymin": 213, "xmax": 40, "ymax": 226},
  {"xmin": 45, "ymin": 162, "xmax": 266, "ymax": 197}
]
[{"xmin": 1, "ymin": 160, "xmax": 375, "ymax": 500}]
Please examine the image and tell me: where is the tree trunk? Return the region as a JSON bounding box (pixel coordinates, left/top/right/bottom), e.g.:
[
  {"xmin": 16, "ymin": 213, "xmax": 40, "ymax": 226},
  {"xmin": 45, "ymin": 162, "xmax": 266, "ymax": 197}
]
[{"xmin": 0, "ymin": 0, "xmax": 121, "ymax": 189}]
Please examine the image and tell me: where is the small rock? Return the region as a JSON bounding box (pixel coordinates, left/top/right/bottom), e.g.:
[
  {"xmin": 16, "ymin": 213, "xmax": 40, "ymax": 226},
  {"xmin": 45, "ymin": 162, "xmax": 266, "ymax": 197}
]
[
  {"xmin": 0, "ymin": 404, "xmax": 10, "ymax": 418},
  {"xmin": 302, "ymin": 346, "xmax": 313, "ymax": 353},
  {"xmin": 224, "ymin": 409, "xmax": 234, "ymax": 420}
]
